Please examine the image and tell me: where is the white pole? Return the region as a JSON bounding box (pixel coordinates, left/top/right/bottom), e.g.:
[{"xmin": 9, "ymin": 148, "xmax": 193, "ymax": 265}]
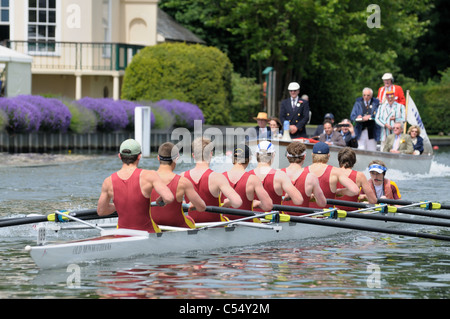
[{"xmin": 134, "ymin": 106, "xmax": 151, "ymax": 157}]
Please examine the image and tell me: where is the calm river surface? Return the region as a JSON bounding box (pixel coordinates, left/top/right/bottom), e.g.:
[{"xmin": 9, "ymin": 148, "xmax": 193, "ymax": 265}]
[{"xmin": 0, "ymin": 147, "xmax": 449, "ymax": 301}]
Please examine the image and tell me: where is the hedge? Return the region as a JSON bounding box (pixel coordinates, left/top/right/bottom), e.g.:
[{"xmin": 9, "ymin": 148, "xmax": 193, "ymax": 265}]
[
  {"xmin": 0, "ymin": 95, "xmax": 203, "ymax": 134},
  {"xmin": 121, "ymin": 42, "xmax": 233, "ymax": 125}
]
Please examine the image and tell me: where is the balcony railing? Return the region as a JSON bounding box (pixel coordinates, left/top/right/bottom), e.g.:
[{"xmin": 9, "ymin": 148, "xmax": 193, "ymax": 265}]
[{"xmin": 7, "ymin": 41, "xmax": 145, "ymax": 72}]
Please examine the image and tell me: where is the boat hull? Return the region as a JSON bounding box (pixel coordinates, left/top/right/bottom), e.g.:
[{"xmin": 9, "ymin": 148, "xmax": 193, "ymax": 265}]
[{"xmin": 26, "ymin": 217, "xmax": 402, "ymax": 269}]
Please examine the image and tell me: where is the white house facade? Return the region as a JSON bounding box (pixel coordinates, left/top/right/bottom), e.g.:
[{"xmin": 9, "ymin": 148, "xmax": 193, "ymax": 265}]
[{"xmin": 2, "ymin": 0, "xmax": 161, "ymax": 100}]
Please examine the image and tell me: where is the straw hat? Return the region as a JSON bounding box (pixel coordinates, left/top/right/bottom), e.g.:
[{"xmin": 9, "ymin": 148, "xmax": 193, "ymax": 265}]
[{"xmin": 253, "ymin": 112, "xmax": 269, "ymax": 121}]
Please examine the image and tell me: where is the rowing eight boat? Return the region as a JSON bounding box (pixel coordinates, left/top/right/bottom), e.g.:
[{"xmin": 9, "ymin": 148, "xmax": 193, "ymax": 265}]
[{"xmin": 24, "ymin": 206, "xmax": 449, "ymax": 269}]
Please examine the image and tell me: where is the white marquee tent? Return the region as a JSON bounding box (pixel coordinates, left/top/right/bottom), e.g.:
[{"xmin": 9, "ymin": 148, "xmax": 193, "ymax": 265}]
[{"xmin": 0, "ymin": 45, "xmax": 33, "ymax": 97}]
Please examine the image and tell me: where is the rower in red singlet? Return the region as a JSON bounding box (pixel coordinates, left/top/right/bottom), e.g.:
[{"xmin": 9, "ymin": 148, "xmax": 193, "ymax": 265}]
[
  {"xmin": 249, "ymin": 141, "xmax": 303, "ymax": 211},
  {"xmin": 182, "ymin": 137, "xmax": 242, "ymax": 223},
  {"xmin": 281, "ymin": 141, "xmax": 326, "ymax": 214},
  {"xmin": 307, "ymin": 142, "xmax": 359, "ymax": 209},
  {"xmin": 335, "ymin": 147, "xmax": 377, "ymax": 211},
  {"xmin": 222, "ymin": 145, "xmax": 273, "ymax": 221},
  {"xmin": 151, "ymin": 142, "xmax": 206, "ymax": 228},
  {"xmin": 97, "ymin": 139, "xmax": 174, "ymax": 233}
]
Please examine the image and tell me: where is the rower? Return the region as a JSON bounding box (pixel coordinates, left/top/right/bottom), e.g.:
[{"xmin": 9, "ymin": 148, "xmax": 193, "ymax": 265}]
[
  {"xmin": 182, "ymin": 137, "xmax": 242, "ymax": 223},
  {"xmin": 281, "ymin": 141, "xmax": 326, "ymax": 213},
  {"xmin": 97, "ymin": 139, "xmax": 174, "ymax": 233},
  {"xmin": 335, "ymin": 147, "xmax": 377, "ymax": 211},
  {"xmin": 249, "ymin": 141, "xmax": 303, "ymax": 211},
  {"xmin": 151, "ymin": 142, "xmax": 206, "ymax": 229},
  {"xmin": 307, "ymin": 142, "xmax": 359, "ymax": 209},
  {"xmin": 360, "ymin": 160, "xmax": 401, "ymax": 200},
  {"xmin": 222, "ymin": 145, "xmax": 273, "ymax": 221}
]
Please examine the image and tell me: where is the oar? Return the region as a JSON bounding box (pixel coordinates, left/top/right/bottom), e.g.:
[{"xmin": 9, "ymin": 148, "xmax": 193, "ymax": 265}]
[
  {"xmin": 0, "ymin": 209, "xmax": 117, "ymax": 228},
  {"xmin": 376, "ymin": 198, "xmax": 450, "ymax": 210},
  {"xmin": 204, "ymin": 206, "xmax": 450, "ymax": 242},
  {"xmin": 326, "ymin": 199, "xmax": 450, "ymax": 220}
]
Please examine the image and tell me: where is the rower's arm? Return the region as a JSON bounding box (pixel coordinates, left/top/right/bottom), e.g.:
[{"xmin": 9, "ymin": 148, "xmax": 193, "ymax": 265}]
[
  {"xmin": 251, "ymin": 175, "xmax": 273, "ymax": 212},
  {"xmin": 97, "ymin": 177, "xmax": 116, "ymax": 216},
  {"xmin": 309, "ymin": 174, "xmax": 327, "ymax": 207},
  {"xmin": 180, "ymin": 177, "xmax": 206, "ymax": 212},
  {"xmin": 279, "ymin": 172, "xmax": 303, "ymax": 206},
  {"xmin": 214, "ymin": 173, "xmax": 243, "ymax": 208},
  {"xmin": 146, "ymin": 170, "xmax": 174, "ymax": 205}
]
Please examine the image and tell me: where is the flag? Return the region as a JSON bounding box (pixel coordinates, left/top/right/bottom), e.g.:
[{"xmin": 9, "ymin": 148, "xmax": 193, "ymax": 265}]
[{"xmin": 406, "ymin": 92, "xmax": 432, "ymax": 153}]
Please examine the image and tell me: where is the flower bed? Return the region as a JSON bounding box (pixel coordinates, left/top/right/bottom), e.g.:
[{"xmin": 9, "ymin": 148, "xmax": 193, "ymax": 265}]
[{"xmin": 0, "ymin": 95, "xmax": 203, "ymax": 134}]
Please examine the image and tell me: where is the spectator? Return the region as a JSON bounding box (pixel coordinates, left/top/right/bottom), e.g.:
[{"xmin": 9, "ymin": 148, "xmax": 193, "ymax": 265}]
[
  {"xmin": 382, "ymin": 122, "xmax": 414, "ymax": 154},
  {"xmin": 336, "ymin": 119, "xmax": 358, "ymax": 148},
  {"xmin": 407, "ymin": 125, "xmax": 424, "ymax": 155},
  {"xmin": 377, "ymin": 73, "xmax": 406, "ymax": 106},
  {"xmin": 312, "ymin": 113, "xmax": 335, "ymax": 138},
  {"xmin": 350, "ymin": 87, "xmax": 380, "ymax": 151},
  {"xmin": 279, "ymin": 82, "xmax": 310, "ymax": 138},
  {"xmin": 247, "ymin": 112, "xmax": 271, "ymax": 140},
  {"xmin": 268, "ymin": 117, "xmax": 283, "ymax": 139},
  {"xmin": 318, "ymin": 120, "xmax": 346, "ymax": 146},
  {"xmin": 375, "ymin": 91, "xmax": 405, "ymax": 149}
]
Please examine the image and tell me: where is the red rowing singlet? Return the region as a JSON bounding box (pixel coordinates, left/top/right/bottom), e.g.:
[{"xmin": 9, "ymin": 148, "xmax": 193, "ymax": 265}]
[
  {"xmin": 223, "ymin": 171, "xmax": 259, "ymax": 222},
  {"xmin": 250, "ymin": 169, "xmax": 282, "ymax": 212},
  {"xmin": 111, "ymin": 168, "xmax": 160, "ymax": 233},
  {"xmin": 309, "ymin": 165, "xmax": 334, "ymax": 209},
  {"xmin": 150, "ymin": 175, "xmax": 195, "ymax": 228},
  {"xmin": 282, "ymin": 167, "xmax": 310, "ymax": 213},
  {"xmin": 184, "ymin": 169, "xmax": 224, "ymax": 223},
  {"xmin": 335, "ymin": 170, "xmax": 359, "ymax": 211}
]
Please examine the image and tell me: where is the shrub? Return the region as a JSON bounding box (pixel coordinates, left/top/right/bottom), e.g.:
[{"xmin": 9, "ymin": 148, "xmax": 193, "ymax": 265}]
[
  {"xmin": 407, "ymin": 68, "xmax": 450, "ymax": 135},
  {"xmin": 76, "ymin": 97, "xmax": 129, "ymax": 132},
  {"xmin": 0, "ymin": 97, "xmax": 42, "ymax": 133},
  {"xmin": 62, "ymin": 99, "xmax": 97, "ymax": 134},
  {"xmin": 122, "ymin": 42, "xmax": 232, "ymax": 125},
  {"xmin": 155, "ymin": 99, "xmax": 203, "ymax": 129},
  {"xmin": 230, "ymin": 73, "xmax": 261, "ymax": 122},
  {"xmin": 17, "ymin": 95, "xmax": 72, "ymax": 133},
  {"xmin": 0, "ymin": 108, "xmax": 7, "ymax": 131}
]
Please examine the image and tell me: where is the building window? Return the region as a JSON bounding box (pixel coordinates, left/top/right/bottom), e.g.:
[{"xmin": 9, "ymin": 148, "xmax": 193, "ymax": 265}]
[
  {"xmin": 28, "ymin": 0, "xmax": 57, "ymax": 52},
  {"xmin": 0, "ymin": 0, "xmax": 9, "ymax": 23}
]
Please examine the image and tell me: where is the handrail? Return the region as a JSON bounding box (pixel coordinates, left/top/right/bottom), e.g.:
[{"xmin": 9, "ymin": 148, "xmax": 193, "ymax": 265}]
[{"xmin": 7, "ymin": 40, "xmax": 144, "ymax": 72}]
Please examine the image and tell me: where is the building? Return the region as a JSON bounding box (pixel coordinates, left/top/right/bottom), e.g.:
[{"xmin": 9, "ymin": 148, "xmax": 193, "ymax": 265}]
[{"xmin": 1, "ymin": 0, "xmax": 203, "ymax": 100}]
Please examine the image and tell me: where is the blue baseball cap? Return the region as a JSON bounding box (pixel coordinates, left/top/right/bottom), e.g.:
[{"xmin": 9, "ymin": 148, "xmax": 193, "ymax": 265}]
[{"xmin": 312, "ymin": 142, "xmax": 329, "ymax": 154}]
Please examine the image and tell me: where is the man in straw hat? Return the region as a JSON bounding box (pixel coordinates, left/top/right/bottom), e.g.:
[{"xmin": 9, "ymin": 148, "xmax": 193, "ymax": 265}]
[
  {"xmin": 97, "ymin": 139, "xmax": 174, "ymax": 233},
  {"xmin": 279, "ymin": 81, "xmax": 310, "ymax": 138},
  {"xmin": 248, "ymin": 112, "xmax": 272, "ymax": 140}
]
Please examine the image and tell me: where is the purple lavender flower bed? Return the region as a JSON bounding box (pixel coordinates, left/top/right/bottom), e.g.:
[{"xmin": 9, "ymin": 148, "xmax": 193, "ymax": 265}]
[
  {"xmin": 155, "ymin": 99, "xmax": 204, "ymax": 129},
  {"xmin": 0, "ymin": 95, "xmax": 203, "ymax": 133}
]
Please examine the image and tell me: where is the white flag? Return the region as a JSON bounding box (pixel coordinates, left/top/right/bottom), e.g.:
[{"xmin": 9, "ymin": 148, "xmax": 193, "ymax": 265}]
[{"xmin": 406, "ymin": 92, "xmax": 432, "ymax": 153}]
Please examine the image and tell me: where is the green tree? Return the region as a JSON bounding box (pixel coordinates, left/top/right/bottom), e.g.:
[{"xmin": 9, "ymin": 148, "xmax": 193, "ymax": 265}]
[
  {"xmin": 160, "ymin": 0, "xmax": 432, "ymax": 123},
  {"xmin": 121, "ymin": 42, "xmax": 233, "ymax": 125}
]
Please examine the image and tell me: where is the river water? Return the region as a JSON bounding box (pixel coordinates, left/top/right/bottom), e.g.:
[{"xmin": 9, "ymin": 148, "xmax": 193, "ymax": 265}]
[{"xmin": 0, "ymin": 147, "xmax": 449, "ymax": 301}]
